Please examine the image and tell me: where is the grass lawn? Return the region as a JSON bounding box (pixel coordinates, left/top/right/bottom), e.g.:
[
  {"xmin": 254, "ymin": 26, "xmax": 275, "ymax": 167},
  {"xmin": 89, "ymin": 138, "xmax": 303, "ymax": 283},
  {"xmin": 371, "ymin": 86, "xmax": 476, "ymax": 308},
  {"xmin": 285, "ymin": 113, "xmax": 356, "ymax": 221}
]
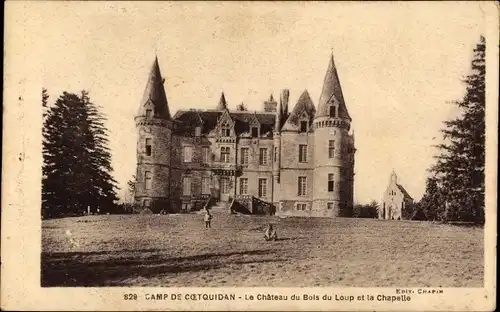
[{"xmin": 41, "ymin": 213, "xmax": 484, "ymax": 287}]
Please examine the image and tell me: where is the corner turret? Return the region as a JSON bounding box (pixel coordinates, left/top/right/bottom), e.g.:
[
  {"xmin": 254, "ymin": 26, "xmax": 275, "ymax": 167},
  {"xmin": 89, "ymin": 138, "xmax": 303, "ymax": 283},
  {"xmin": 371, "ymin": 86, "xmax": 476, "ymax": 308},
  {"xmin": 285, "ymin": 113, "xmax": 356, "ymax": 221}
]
[
  {"xmin": 134, "ymin": 57, "xmax": 173, "ymax": 213},
  {"xmin": 312, "ymin": 53, "xmax": 355, "ymax": 217}
]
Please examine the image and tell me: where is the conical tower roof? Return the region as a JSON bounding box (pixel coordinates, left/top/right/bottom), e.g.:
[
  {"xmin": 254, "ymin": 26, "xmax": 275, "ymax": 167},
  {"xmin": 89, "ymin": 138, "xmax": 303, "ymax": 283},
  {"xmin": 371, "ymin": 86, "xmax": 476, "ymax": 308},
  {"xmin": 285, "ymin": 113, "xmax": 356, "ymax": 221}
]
[
  {"xmin": 216, "ymin": 92, "xmax": 228, "ymax": 110},
  {"xmin": 139, "ymin": 56, "xmax": 171, "ymax": 119},
  {"xmin": 316, "ymin": 54, "xmax": 351, "ymax": 120}
]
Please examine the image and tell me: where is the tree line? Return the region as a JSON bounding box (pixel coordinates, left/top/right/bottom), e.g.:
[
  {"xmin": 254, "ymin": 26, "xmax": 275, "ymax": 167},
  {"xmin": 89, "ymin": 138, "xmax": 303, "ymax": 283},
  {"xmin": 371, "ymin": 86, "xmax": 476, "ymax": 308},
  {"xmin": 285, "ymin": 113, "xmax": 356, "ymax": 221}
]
[{"xmin": 42, "ymin": 90, "xmax": 118, "ymax": 218}]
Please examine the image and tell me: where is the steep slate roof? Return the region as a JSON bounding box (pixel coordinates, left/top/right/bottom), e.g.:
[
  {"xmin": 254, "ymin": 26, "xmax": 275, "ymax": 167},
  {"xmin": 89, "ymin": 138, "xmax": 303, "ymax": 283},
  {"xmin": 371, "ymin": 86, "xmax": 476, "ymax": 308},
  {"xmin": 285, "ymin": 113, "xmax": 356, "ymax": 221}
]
[
  {"xmin": 317, "ymin": 54, "xmax": 351, "ymax": 120},
  {"xmin": 138, "ymin": 57, "xmax": 171, "ymax": 119},
  {"xmin": 396, "ymin": 184, "xmax": 413, "ymax": 200},
  {"xmin": 281, "ymin": 90, "xmax": 316, "ymax": 131},
  {"xmin": 172, "ymin": 109, "xmax": 276, "ymax": 136},
  {"xmin": 216, "ymin": 92, "xmax": 228, "ymax": 110}
]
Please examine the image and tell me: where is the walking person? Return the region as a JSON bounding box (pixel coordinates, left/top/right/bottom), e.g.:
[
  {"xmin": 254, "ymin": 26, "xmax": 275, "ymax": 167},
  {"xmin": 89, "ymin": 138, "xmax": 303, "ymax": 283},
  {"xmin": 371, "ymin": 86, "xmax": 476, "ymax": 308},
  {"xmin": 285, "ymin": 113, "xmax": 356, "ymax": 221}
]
[{"xmin": 204, "ymin": 209, "xmax": 212, "ymax": 229}]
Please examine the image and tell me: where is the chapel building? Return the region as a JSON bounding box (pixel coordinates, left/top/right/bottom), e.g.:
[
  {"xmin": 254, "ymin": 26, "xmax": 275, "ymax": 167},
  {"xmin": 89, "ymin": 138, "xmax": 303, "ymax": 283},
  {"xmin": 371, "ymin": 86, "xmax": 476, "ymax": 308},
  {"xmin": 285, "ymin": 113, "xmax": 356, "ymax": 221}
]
[
  {"xmin": 380, "ymin": 171, "xmax": 414, "ymax": 220},
  {"xmin": 134, "ymin": 54, "xmax": 356, "ymax": 217}
]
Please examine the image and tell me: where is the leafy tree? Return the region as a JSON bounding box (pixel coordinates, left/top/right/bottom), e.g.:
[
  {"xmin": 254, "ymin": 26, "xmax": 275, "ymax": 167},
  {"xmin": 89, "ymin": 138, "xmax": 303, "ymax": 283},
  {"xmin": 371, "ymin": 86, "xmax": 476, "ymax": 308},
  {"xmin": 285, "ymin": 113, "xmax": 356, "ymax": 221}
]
[
  {"xmin": 431, "ymin": 36, "xmax": 485, "ymax": 224},
  {"xmin": 409, "ymin": 202, "xmax": 428, "ymax": 221},
  {"xmin": 353, "ymin": 201, "xmax": 378, "ymax": 218},
  {"xmin": 419, "ymin": 177, "xmax": 445, "ymax": 221},
  {"xmin": 42, "ymin": 91, "xmax": 117, "ymax": 218}
]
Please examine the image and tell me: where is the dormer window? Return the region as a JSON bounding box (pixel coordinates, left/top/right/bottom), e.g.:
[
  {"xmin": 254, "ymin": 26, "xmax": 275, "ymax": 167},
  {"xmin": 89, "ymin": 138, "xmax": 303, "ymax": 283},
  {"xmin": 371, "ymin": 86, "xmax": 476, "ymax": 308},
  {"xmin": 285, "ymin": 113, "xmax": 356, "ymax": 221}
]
[
  {"xmin": 221, "ymin": 123, "xmax": 231, "ymax": 137},
  {"xmin": 300, "ymin": 121, "xmax": 308, "ymax": 133},
  {"xmin": 146, "ymin": 109, "xmax": 153, "ymax": 118},
  {"xmin": 251, "ymin": 127, "xmax": 259, "ymax": 138},
  {"xmin": 329, "ymin": 104, "xmax": 339, "ymax": 118}
]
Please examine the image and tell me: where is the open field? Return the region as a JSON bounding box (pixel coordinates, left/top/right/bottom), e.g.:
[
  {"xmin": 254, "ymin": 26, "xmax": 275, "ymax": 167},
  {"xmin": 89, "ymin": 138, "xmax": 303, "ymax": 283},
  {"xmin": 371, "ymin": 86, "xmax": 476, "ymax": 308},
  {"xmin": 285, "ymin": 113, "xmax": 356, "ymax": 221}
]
[{"xmin": 41, "ymin": 213, "xmax": 484, "ymax": 287}]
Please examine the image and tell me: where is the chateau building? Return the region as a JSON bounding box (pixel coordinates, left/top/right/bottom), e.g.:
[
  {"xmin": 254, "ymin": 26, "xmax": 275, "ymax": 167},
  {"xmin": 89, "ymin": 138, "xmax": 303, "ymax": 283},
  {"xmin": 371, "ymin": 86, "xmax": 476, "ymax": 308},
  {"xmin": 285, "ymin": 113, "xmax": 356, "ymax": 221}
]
[
  {"xmin": 380, "ymin": 171, "xmax": 414, "ymax": 220},
  {"xmin": 134, "ymin": 54, "xmax": 356, "ymax": 217}
]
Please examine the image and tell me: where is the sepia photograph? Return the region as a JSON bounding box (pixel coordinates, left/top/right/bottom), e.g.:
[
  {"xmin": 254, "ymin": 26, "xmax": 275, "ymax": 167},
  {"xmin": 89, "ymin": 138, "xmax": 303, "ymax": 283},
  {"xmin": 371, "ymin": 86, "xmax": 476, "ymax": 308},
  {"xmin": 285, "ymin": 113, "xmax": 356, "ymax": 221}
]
[{"xmin": 2, "ymin": 1, "xmax": 497, "ymax": 311}]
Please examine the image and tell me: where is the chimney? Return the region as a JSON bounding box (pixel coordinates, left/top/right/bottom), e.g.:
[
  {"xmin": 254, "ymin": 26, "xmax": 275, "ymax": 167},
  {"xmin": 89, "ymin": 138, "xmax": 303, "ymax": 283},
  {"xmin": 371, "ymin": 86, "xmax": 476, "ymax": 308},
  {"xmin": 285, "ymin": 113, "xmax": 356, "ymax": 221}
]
[{"xmin": 280, "ymin": 89, "xmax": 289, "ymax": 117}]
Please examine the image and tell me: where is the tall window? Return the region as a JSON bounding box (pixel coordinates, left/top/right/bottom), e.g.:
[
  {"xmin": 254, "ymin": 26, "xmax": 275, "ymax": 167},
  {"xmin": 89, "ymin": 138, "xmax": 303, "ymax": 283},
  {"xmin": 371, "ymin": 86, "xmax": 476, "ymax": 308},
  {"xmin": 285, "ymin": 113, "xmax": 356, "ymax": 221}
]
[
  {"xmin": 201, "ymin": 177, "xmax": 211, "ymax": 195},
  {"xmin": 300, "ymin": 121, "xmax": 308, "ymax": 132},
  {"xmin": 251, "ymin": 127, "xmax": 259, "ymax": 138},
  {"xmin": 183, "ymin": 146, "xmax": 193, "ymax": 163},
  {"xmin": 239, "ymin": 178, "xmax": 248, "ymax": 195},
  {"xmin": 274, "ymin": 147, "xmax": 278, "ymax": 161},
  {"xmin": 202, "ymin": 147, "xmax": 210, "ymax": 163},
  {"xmin": 328, "ymin": 140, "xmax": 335, "ymax": 158},
  {"xmin": 329, "ymin": 105, "xmax": 336, "ymax": 118},
  {"xmin": 221, "ymin": 123, "xmax": 231, "ymax": 137},
  {"xmin": 298, "ymin": 176, "xmax": 307, "ymax": 196},
  {"xmin": 145, "ymin": 138, "xmax": 152, "ymax": 156},
  {"xmin": 220, "ymin": 147, "xmax": 230, "ymax": 163},
  {"xmin": 258, "ymin": 178, "xmax": 267, "ymax": 198},
  {"xmin": 259, "ymin": 148, "xmax": 268, "ymax": 165},
  {"xmin": 195, "ymin": 126, "xmax": 201, "ymax": 137},
  {"xmin": 299, "ymin": 145, "xmax": 308, "ymax": 163},
  {"xmin": 145, "ymin": 109, "xmax": 152, "ymax": 118},
  {"xmin": 220, "ymin": 177, "xmax": 230, "ymax": 194},
  {"xmin": 240, "ymin": 148, "xmax": 249, "ymax": 165},
  {"xmin": 328, "ymin": 174, "xmax": 334, "ymax": 192},
  {"xmin": 182, "ymin": 176, "xmax": 191, "ymax": 195},
  {"xmin": 145, "ymin": 171, "xmax": 152, "ymax": 190}
]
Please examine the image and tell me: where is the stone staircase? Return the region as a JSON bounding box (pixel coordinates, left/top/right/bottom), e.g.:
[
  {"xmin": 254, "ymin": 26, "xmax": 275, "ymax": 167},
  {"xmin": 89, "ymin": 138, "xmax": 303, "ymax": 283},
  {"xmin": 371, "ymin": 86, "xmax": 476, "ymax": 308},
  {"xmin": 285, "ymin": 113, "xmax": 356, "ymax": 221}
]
[
  {"xmin": 209, "ymin": 201, "xmax": 230, "ymax": 214},
  {"xmin": 196, "ymin": 200, "xmax": 230, "ymax": 215}
]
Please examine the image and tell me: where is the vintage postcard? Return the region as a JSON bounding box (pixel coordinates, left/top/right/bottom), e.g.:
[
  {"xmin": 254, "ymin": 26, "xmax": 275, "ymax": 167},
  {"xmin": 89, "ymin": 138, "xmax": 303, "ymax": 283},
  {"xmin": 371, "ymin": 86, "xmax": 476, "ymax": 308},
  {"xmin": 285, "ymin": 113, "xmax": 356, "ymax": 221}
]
[{"xmin": 1, "ymin": 1, "xmax": 498, "ymax": 311}]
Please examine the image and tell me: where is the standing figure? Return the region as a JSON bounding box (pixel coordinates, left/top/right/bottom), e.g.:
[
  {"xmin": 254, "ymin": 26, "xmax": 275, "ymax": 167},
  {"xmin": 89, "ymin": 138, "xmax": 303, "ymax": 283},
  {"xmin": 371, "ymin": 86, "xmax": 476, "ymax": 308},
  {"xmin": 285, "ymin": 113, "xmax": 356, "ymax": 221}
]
[
  {"xmin": 264, "ymin": 223, "xmax": 278, "ymax": 241},
  {"xmin": 204, "ymin": 209, "xmax": 212, "ymax": 229}
]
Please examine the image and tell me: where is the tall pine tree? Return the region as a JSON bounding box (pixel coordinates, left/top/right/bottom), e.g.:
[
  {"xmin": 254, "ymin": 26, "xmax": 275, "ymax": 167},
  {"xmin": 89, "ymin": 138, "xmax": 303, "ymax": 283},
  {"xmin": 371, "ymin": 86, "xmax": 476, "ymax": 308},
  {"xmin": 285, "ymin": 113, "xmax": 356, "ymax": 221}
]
[
  {"xmin": 431, "ymin": 36, "xmax": 485, "ymax": 224},
  {"xmin": 42, "ymin": 91, "xmax": 117, "ymax": 218}
]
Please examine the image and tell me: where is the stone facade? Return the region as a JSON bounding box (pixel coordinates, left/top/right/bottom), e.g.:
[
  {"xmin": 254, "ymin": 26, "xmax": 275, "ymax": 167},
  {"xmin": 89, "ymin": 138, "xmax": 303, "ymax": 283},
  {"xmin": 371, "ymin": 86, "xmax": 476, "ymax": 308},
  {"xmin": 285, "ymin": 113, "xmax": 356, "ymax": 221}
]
[
  {"xmin": 135, "ymin": 54, "xmax": 356, "ymax": 217},
  {"xmin": 380, "ymin": 171, "xmax": 414, "ymax": 220}
]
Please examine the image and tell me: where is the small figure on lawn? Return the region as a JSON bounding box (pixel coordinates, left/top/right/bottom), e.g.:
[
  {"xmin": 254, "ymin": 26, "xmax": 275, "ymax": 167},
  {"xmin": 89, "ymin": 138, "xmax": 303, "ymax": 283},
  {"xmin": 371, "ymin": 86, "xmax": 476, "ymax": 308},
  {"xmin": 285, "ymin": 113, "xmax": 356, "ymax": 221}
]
[
  {"xmin": 204, "ymin": 209, "xmax": 212, "ymax": 229},
  {"xmin": 264, "ymin": 223, "xmax": 278, "ymax": 241}
]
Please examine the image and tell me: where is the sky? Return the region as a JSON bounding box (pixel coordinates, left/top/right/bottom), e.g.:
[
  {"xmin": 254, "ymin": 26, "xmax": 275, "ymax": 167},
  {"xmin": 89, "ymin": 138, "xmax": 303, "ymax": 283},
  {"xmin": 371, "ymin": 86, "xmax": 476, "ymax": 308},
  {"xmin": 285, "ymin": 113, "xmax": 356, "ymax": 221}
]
[{"xmin": 6, "ymin": 1, "xmax": 490, "ymax": 204}]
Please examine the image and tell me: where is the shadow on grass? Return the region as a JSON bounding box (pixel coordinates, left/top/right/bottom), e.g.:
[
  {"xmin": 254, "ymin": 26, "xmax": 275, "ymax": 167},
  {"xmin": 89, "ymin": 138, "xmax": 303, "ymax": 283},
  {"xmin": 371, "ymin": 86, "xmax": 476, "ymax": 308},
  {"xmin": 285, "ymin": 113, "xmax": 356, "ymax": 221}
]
[{"xmin": 41, "ymin": 249, "xmax": 284, "ymax": 287}]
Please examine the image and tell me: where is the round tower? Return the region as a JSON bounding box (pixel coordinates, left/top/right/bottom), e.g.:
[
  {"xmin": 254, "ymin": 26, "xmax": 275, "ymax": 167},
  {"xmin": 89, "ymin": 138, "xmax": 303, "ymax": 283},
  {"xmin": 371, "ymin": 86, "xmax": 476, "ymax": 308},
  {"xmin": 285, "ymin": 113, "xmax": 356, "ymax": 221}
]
[
  {"xmin": 134, "ymin": 57, "xmax": 172, "ymax": 213},
  {"xmin": 312, "ymin": 54, "xmax": 355, "ymax": 217}
]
